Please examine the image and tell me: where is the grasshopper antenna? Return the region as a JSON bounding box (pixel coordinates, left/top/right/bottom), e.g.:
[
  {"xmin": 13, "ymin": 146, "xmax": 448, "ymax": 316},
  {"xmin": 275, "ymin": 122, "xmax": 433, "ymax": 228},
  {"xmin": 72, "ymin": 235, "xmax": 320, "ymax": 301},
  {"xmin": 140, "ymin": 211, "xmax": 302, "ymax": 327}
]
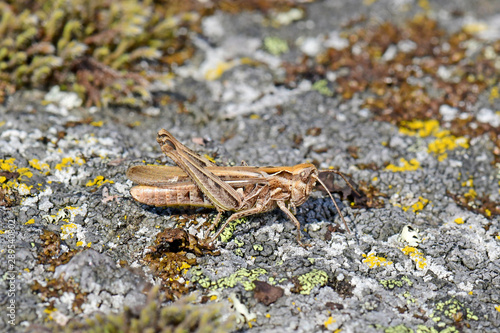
[
  {"xmin": 322, "ymin": 169, "xmax": 361, "ymax": 197},
  {"xmin": 313, "ymin": 175, "xmax": 350, "ymax": 233}
]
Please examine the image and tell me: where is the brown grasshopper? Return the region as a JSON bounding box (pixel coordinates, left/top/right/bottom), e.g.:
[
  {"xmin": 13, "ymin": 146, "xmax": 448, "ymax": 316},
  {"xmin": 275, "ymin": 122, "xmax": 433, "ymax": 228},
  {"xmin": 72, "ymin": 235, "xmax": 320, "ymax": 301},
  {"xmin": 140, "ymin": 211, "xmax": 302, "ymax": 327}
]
[{"xmin": 127, "ymin": 129, "xmax": 357, "ymax": 247}]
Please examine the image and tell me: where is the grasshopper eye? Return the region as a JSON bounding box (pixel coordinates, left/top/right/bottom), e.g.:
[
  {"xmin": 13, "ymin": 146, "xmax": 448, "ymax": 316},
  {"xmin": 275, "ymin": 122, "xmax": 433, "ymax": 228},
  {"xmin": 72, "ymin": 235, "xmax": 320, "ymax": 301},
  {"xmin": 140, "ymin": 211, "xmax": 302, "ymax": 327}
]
[{"xmin": 165, "ymin": 140, "xmax": 176, "ymax": 150}]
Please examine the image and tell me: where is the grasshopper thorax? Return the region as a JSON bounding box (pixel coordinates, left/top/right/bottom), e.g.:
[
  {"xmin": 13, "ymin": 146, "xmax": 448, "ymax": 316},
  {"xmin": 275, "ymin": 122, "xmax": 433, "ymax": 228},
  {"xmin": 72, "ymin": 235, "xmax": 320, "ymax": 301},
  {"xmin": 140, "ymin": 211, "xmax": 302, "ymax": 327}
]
[{"xmin": 290, "ymin": 164, "xmax": 319, "ymax": 206}]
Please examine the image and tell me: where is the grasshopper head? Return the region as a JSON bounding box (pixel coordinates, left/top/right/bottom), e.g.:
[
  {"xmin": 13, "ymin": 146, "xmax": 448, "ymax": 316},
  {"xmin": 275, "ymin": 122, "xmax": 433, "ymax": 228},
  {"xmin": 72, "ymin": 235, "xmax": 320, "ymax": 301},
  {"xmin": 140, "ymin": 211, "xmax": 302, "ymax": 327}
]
[
  {"xmin": 157, "ymin": 129, "xmax": 176, "ymax": 152},
  {"xmin": 291, "ymin": 164, "xmax": 319, "ymax": 206}
]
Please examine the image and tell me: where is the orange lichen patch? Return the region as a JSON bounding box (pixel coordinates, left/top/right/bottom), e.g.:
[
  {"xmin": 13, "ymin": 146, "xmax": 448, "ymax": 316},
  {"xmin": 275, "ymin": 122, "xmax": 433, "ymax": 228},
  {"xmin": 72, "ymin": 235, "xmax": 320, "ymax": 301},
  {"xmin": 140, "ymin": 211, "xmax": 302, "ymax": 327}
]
[
  {"xmin": 362, "ymin": 253, "xmax": 393, "ymax": 268},
  {"xmin": 385, "ymin": 158, "xmax": 420, "ymax": 172},
  {"xmin": 86, "ymin": 175, "xmax": 114, "ymax": 187},
  {"xmin": 401, "ymin": 246, "xmax": 427, "ymax": 270}
]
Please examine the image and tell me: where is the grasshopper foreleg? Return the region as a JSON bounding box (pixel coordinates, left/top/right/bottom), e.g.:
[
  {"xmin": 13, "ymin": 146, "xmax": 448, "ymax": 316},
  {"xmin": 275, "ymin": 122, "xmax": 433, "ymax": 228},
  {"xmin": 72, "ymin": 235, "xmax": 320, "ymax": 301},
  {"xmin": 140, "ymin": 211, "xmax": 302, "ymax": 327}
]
[{"xmin": 276, "ymin": 200, "xmax": 311, "ymax": 248}]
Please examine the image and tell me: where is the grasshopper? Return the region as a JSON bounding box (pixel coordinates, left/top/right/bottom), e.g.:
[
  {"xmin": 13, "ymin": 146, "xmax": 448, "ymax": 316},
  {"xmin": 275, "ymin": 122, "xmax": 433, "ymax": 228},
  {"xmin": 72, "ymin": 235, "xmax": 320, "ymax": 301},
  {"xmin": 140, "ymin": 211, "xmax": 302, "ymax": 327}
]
[{"xmin": 127, "ymin": 129, "xmax": 356, "ymax": 247}]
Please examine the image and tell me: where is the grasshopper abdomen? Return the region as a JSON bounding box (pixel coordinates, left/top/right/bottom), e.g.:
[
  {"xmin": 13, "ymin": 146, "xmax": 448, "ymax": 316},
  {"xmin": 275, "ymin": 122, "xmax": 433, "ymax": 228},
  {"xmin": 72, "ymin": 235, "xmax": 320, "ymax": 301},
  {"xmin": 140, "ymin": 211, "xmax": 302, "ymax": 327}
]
[{"xmin": 130, "ymin": 184, "xmax": 214, "ymax": 208}]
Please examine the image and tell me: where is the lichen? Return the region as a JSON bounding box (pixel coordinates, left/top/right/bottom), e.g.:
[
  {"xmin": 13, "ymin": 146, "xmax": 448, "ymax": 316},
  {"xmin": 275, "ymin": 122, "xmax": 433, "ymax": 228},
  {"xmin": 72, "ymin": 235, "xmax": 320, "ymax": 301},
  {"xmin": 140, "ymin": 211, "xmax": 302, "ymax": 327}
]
[
  {"xmin": 190, "ymin": 267, "xmax": 268, "ymax": 291},
  {"xmin": 362, "ymin": 252, "xmax": 393, "ymax": 268},
  {"xmin": 385, "ymin": 158, "xmax": 421, "ymax": 172},
  {"xmin": 401, "ymin": 246, "xmax": 427, "ymax": 270},
  {"xmin": 291, "ymin": 269, "xmax": 329, "ymax": 295}
]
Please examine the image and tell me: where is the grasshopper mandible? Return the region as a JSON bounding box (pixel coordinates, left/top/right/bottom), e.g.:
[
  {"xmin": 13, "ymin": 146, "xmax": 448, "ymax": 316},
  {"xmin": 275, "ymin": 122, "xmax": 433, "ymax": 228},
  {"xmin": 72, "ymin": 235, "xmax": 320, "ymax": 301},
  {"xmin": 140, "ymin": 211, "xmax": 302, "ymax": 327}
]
[{"xmin": 127, "ymin": 129, "xmax": 356, "ymax": 247}]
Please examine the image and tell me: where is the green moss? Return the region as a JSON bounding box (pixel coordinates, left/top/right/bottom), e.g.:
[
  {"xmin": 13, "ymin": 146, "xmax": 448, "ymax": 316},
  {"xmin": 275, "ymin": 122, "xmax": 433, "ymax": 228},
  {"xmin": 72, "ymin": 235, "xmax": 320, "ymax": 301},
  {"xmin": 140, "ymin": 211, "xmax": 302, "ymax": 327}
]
[
  {"xmin": 41, "ymin": 286, "xmax": 236, "ymax": 332},
  {"xmin": 0, "ymin": 0, "xmax": 195, "ymax": 106}
]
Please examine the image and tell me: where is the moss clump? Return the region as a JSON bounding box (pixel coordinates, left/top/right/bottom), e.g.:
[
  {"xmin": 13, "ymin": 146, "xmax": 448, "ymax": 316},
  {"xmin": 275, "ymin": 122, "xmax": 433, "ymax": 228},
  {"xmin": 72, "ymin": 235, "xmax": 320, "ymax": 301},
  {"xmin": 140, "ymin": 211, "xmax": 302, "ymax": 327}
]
[
  {"xmin": 0, "ymin": 0, "xmax": 304, "ymax": 108},
  {"xmin": 0, "ymin": 0, "xmax": 197, "ymax": 107},
  {"xmin": 35, "ymin": 286, "xmax": 236, "ymax": 333}
]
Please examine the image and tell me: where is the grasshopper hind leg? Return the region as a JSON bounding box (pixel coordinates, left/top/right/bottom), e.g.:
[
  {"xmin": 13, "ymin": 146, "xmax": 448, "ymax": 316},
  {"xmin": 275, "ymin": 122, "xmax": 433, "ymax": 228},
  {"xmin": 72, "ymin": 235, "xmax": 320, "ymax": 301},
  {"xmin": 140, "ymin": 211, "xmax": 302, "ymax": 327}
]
[
  {"xmin": 203, "ymin": 206, "xmax": 264, "ymax": 246},
  {"xmin": 203, "ymin": 210, "xmax": 223, "ymax": 239}
]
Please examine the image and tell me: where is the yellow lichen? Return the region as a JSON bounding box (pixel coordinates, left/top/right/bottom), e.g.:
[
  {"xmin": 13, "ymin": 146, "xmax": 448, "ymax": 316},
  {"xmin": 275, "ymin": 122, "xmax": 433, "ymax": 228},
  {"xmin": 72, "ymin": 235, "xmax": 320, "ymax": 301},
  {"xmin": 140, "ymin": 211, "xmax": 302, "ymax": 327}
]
[
  {"xmin": 90, "ymin": 120, "xmax": 103, "ymax": 127},
  {"xmin": 29, "ymin": 159, "xmax": 51, "ymax": 174},
  {"xmin": 86, "ymin": 175, "xmax": 114, "ymax": 187},
  {"xmin": 324, "ymin": 316, "xmax": 336, "ymax": 328},
  {"xmin": 399, "ymin": 119, "xmax": 439, "ymax": 137},
  {"xmin": 398, "ymin": 196, "xmax": 429, "ymax": 213},
  {"xmin": 17, "ymin": 183, "xmax": 33, "ymax": 195},
  {"xmin": 461, "ymin": 178, "xmax": 473, "ymax": 187},
  {"xmin": 0, "ymin": 158, "xmax": 17, "ymax": 172},
  {"xmin": 362, "ymin": 253, "xmax": 393, "ymax": 268},
  {"xmin": 205, "ymin": 61, "xmax": 236, "ymax": 81},
  {"xmin": 464, "ymin": 188, "xmax": 477, "ymax": 199},
  {"xmin": 454, "ymin": 217, "xmax": 465, "ymax": 224},
  {"xmin": 401, "ymin": 246, "xmax": 427, "ymax": 269},
  {"xmin": 428, "ymin": 131, "xmax": 469, "ymax": 161},
  {"xmin": 61, "ymin": 223, "xmax": 77, "ymax": 239},
  {"xmin": 462, "ymin": 22, "xmax": 488, "ymax": 34},
  {"xmin": 203, "ymin": 154, "xmax": 217, "ymax": 164},
  {"xmin": 489, "ymin": 86, "xmax": 499, "ymax": 104},
  {"xmin": 43, "ymin": 307, "xmax": 57, "ymax": 321},
  {"xmin": 54, "ymin": 157, "xmax": 85, "ymax": 171},
  {"xmin": 399, "ymin": 120, "xmax": 469, "ymax": 162},
  {"xmin": 385, "ymin": 158, "xmax": 420, "ymax": 172}
]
